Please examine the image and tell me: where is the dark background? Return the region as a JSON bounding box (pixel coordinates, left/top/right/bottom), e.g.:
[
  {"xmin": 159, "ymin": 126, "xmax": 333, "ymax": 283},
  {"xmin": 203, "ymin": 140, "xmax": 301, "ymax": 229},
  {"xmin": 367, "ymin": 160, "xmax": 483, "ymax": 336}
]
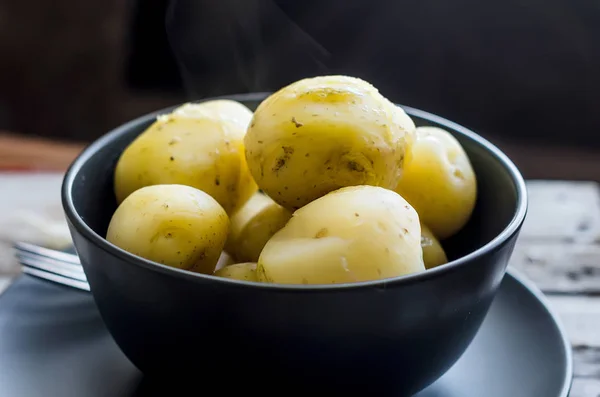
[{"xmin": 1, "ymin": 0, "xmax": 599, "ymax": 179}]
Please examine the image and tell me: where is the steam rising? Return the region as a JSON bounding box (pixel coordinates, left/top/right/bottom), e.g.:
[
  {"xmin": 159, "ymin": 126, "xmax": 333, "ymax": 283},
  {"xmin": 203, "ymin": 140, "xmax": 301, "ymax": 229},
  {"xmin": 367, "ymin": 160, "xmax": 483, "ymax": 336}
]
[{"xmin": 165, "ymin": 0, "xmax": 331, "ymax": 98}]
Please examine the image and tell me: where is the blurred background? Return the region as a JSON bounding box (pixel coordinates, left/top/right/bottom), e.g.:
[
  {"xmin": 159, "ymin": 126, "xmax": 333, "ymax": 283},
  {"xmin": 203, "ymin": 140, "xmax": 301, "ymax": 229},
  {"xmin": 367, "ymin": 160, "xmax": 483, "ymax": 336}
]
[{"xmin": 1, "ymin": 0, "xmax": 599, "ymax": 180}]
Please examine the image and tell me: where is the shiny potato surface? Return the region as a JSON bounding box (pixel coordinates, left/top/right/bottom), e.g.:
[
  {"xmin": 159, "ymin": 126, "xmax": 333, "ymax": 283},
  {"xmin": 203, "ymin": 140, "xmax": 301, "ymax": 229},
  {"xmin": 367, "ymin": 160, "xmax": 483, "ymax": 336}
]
[
  {"xmin": 420, "ymin": 222, "xmax": 448, "ymax": 269},
  {"xmin": 244, "ymin": 75, "xmax": 416, "ymax": 210},
  {"xmin": 225, "ymin": 191, "xmax": 293, "ymax": 263},
  {"xmin": 172, "ymin": 100, "xmax": 253, "ymax": 130},
  {"xmin": 213, "ymin": 262, "xmax": 258, "ymax": 282},
  {"xmin": 395, "ymin": 126, "xmax": 477, "ymax": 239},
  {"xmin": 106, "ymin": 184, "xmax": 229, "ymax": 274},
  {"xmin": 257, "ymin": 185, "xmax": 425, "ymax": 284},
  {"xmin": 214, "ymin": 250, "xmax": 235, "ymax": 272},
  {"xmin": 114, "ymin": 101, "xmax": 257, "ymax": 214}
]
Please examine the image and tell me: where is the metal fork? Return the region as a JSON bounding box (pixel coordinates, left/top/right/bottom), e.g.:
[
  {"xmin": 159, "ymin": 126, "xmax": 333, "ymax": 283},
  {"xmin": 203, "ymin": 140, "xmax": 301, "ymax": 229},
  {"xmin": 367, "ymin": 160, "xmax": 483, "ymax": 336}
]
[{"xmin": 13, "ymin": 242, "xmax": 90, "ymax": 291}]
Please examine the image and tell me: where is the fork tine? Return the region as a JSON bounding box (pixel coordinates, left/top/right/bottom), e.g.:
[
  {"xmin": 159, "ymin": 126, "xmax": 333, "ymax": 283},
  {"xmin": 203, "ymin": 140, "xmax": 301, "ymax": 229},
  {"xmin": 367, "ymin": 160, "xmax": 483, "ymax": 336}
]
[
  {"xmin": 15, "ymin": 250, "xmax": 84, "ymax": 272},
  {"xmin": 21, "ymin": 266, "xmax": 90, "ymax": 291},
  {"xmin": 13, "ymin": 241, "xmax": 80, "ymax": 265},
  {"xmin": 17, "ymin": 253, "xmax": 87, "ymax": 283}
]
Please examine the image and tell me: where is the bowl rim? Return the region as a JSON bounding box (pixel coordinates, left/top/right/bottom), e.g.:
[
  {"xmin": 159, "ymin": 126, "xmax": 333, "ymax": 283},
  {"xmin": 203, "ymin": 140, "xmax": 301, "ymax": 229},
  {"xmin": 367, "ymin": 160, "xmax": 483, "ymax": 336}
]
[{"xmin": 62, "ymin": 92, "xmax": 528, "ymax": 291}]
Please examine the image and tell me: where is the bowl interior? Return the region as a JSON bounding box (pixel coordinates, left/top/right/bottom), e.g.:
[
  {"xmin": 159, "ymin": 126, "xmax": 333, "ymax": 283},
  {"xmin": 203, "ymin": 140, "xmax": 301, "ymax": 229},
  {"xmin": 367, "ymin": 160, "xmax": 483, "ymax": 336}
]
[{"xmin": 67, "ymin": 93, "xmax": 523, "ymax": 272}]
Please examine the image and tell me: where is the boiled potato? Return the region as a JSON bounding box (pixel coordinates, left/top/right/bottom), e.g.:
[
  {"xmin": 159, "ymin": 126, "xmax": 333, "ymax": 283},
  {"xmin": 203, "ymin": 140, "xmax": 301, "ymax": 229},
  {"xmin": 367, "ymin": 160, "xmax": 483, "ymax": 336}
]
[
  {"xmin": 106, "ymin": 184, "xmax": 229, "ymax": 274},
  {"xmin": 395, "ymin": 126, "xmax": 477, "ymax": 239},
  {"xmin": 214, "ymin": 262, "xmax": 258, "ymax": 282},
  {"xmin": 173, "ymin": 100, "xmax": 253, "ymax": 130},
  {"xmin": 214, "ymin": 250, "xmax": 235, "ymax": 271},
  {"xmin": 421, "ymin": 222, "xmax": 448, "ymax": 269},
  {"xmin": 245, "ymin": 75, "xmax": 416, "ymax": 210},
  {"xmin": 257, "ymin": 185, "xmax": 425, "ymax": 284},
  {"xmin": 225, "ymin": 191, "xmax": 293, "ymax": 262},
  {"xmin": 114, "ymin": 100, "xmax": 257, "ymax": 214}
]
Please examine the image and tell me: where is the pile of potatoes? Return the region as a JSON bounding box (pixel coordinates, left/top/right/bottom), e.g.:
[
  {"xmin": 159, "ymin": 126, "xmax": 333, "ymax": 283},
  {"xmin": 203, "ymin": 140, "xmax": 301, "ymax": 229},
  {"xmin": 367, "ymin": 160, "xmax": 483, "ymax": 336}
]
[{"xmin": 106, "ymin": 75, "xmax": 477, "ymax": 285}]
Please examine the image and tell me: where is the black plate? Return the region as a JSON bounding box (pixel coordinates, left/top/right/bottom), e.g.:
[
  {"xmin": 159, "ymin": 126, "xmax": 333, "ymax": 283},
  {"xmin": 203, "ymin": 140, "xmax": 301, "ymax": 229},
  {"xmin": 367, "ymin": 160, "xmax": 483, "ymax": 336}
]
[{"xmin": 0, "ymin": 269, "xmax": 571, "ymax": 397}]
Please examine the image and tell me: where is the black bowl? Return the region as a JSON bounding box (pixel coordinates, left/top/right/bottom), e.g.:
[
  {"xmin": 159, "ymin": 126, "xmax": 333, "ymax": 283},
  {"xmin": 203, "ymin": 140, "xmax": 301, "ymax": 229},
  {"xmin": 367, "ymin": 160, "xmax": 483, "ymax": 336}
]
[{"xmin": 62, "ymin": 93, "xmax": 527, "ymax": 395}]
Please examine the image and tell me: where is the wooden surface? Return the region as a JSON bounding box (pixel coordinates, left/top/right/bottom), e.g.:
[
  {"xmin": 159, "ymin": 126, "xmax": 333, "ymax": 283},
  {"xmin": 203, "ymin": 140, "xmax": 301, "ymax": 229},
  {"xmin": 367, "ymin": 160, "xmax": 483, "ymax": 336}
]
[
  {"xmin": 0, "ymin": 134, "xmax": 85, "ymax": 171},
  {"xmin": 508, "ymin": 181, "xmax": 600, "ymax": 396},
  {"xmin": 0, "ymin": 174, "xmax": 598, "ymax": 396}
]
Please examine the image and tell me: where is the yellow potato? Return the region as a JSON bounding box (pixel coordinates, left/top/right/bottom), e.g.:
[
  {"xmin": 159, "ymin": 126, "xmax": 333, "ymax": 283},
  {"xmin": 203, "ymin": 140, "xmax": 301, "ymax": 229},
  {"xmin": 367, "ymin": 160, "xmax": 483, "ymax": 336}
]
[
  {"xmin": 421, "ymin": 222, "xmax": 448, "ymax": 269},
  {"xmin": 214, "ymin": 250, "xmax": 235, "ymax": 271},
  {"xmin": 395, "ymin": 126, "xmax": 477, "ymax": 239},
  {"xmin": 114, "ymin": 100, "xmax": 257, "ymax": 214},
  {"xmin": 225, "ymin": 191, "xmax": 293, "ymax": 262},
  {"xmin": 213, "ymin": 262, "xmax": 258, "ymax": 282},
  {"xmin": 245, "ymin": 75, "xmax": 416, "ymax": 210},
  {"xmin": 257, "ymin": 185, "xmax": 425, "ymax": 284},
  {"xmin": 106, "ymin": 184, "xmax": 229, "ymax": 274},
  {"xmin": 172, "ymin": 100, "xmax": 253, "ymax": 130}
]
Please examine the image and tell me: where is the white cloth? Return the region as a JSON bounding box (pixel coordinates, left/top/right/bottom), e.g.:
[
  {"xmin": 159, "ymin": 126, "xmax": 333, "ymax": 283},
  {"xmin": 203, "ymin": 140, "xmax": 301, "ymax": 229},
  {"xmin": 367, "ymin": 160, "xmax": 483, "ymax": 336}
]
[{"xmin": 0, "ymin": 173, "xmax": 71, "ymax": 276}]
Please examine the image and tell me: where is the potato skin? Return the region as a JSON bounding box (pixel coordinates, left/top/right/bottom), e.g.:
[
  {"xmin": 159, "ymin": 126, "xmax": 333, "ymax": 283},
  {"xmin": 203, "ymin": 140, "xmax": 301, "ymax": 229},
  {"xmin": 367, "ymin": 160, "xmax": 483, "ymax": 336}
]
[
  {"xmin": 106, "ymin": 184, "xmax": 229, "ymax": 274},
  {"xmin": 214, "ymin": 250, "xmax": 235, "ymax": 272},
  {"xmin": 257, "ymin": 185, "xmax": 425, "ymax": 285},
  {"xmin": 225, "ymin": 191, "xmax": 293, "ymax": 262},
  {"xmin": 213, "ymin": 262, "xmax": 258, "ymax": 282},
  {"xmin": 114, "ymin": 101, "xmax": 257, "ymax": 214},
  {"xmin": 420, "ymin": 222, "xmax": 448, "ymax": 269},
  {"xmin": 172, "ymin": 100, "xmax": 253, "ymax": 130},
  {"xmin": 245, "ymin": 75, "xmax": 416, "ymax": 210},
  {"xmin": 395, "ymin": 126, "xmax": 477, "ymax": 239}
]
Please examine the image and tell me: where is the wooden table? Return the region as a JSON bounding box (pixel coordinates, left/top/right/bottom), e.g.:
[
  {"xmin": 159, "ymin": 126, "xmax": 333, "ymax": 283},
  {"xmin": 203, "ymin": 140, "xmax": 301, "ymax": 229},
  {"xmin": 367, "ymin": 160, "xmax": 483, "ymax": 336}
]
[
  {"xmin": 509, "ymin": 181, "xmax": 600, "ymax": 396},
  {"xmin": 0, "ymin": 172, "xmax": 598, "ymax": 395},
  {"xmin": 0, "ymin": 133, "xmax": 85, "ymax": 172}
]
